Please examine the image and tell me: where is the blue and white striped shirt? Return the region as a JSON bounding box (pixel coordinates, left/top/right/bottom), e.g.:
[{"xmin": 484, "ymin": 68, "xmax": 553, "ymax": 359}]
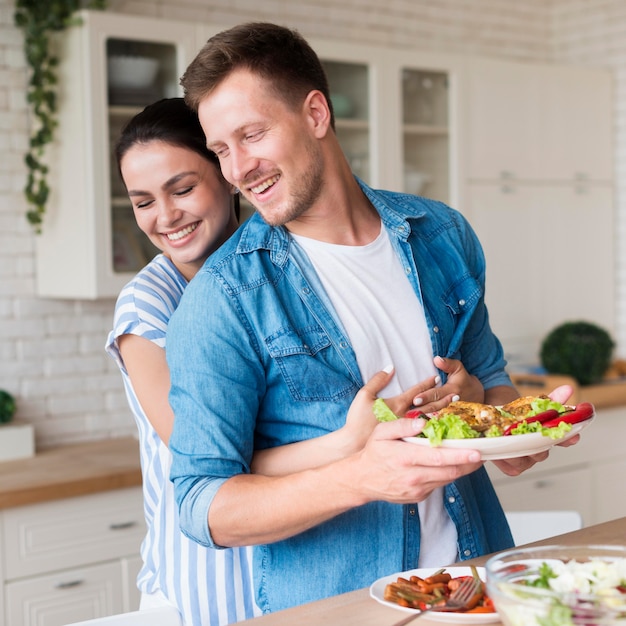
[{"xmin": 106, "ymin": 254, "xmax": 261, "ymax": 625}]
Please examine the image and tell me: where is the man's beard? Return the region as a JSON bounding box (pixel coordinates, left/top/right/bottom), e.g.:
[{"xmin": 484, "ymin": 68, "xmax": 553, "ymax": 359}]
[{"xmin": 247, "ymin": 147, "xmax": 324, "ymax": 227}]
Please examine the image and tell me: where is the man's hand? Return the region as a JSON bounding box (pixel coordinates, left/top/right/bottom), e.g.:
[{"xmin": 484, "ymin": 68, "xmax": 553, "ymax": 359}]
[
  {"xmin": 350, "ymin": 418, "xmax": 484, "ymax": 505},
  {"xmin": 491, "ymin": 382, "xmax": 580, "ymax": 476}
]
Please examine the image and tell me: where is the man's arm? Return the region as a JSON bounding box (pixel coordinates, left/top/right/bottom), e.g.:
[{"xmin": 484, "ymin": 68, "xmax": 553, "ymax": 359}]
[{"xmin": 206, "ymin": 418, "xmax": 483, "ymax": 547}]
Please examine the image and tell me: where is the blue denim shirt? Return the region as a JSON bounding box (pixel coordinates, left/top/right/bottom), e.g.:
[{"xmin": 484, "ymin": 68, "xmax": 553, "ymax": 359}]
[{"xmin": 168, "ymin": 181, "xmax": 514, "ymax": 613}]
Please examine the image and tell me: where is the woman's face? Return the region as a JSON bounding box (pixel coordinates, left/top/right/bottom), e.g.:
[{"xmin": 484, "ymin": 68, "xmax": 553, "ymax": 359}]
[{"xmin": 120, "ymin": 140, "xmax": 237, "ymax": 280}]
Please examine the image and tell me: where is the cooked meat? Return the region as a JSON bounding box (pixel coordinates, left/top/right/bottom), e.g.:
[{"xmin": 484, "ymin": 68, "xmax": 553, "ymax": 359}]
[
  {"xmin": 501, "ymin": 395, "xmax": 550, "ymax": 418},
  {"xmin": 442, "ymin": 400, "xmax": 511, "ymax": 433}
]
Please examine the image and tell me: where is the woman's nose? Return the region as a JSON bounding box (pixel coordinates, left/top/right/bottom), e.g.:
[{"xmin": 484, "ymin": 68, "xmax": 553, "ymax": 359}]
[{"xmin": 156, "ymin": 201, "xmax": 182, "ymax": 224}]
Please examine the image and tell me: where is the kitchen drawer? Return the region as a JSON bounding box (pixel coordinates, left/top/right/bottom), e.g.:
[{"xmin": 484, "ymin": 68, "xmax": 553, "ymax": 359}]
[
  {"xmin": 5, "ymin": 560, "xmax": 124, "ymax": 626},
  {"xmin": 2, "ymin": 487, "xmax": 145, "ymax": 579},
  {"xmin": 491, "ymin": 466, "xmax": 592, "ymax": 525}
]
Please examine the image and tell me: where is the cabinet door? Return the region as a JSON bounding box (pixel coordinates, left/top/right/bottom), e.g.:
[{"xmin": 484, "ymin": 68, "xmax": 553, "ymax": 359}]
[
  {"xmin": 492, "ymin": 466, "xmax": 592, "ymax": 526},
  {"xmin": 466, "ymin": 182, "xmax": 615, "ymax": 365},
  {"xmin": 121, "ymin": 555, "xmax": 143, "ymax": 612},
  {"xmin": 38, "ymin": 10, "xmax": 201, "ymax": 299},
  {"xmin": 3, "ymin": 488, "xmax": 144, "ymax": 580},
  {"xmin": 467, "ymin": 57, "xmax": 542, "ymax": 181},
  {"xmin": 465, "ymin": 182, "xmax": 545, "ymax": 364},
  {"xmin": 5, "ymin": 561, "xmax": 124, "ymax": 626},
  {"xmin": 466, "ymin": 57, "xmax": 613, "ymax": 183},
  {"xmin": 540, "ymin": 65, "xmax": 613, "ymax": 182},
  {"xmin": 592, "ymin": 458, "xmax": 626, "ymax": 525}
]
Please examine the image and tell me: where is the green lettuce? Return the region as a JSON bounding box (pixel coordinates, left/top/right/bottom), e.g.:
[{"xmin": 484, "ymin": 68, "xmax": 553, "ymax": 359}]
[
  {"xmin": 373, "ymin": 398, "xmax": 399, "ymax": 422},
  {"xmin": 422, "ymin": 413, "xmax": 479, "ymax": 445}
]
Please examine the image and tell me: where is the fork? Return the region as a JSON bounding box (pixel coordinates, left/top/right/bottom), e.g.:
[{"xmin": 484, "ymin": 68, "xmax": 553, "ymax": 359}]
[{"xmin": 390, "ymin": 577, "xmax": 482, "ymax": 625}]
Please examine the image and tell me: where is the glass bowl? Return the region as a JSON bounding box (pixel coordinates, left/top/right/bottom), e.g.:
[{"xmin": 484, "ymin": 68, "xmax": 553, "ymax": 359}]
[{"xmin": 485, "ymin": 544, "xmax": 626, "ymax": 625}]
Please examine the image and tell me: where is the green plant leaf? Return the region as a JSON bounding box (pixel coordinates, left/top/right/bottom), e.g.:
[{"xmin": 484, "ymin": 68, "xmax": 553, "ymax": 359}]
[{"xmin": 15, "ymin": 0, "xmax": 108, "ymax": 231}]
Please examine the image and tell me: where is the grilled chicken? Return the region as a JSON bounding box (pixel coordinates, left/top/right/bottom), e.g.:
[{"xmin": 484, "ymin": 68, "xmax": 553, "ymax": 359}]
[
  {"xmin": 501, "ymin": 395, "xmax": 550, "ymax": 418},
  {"xmin": 441, "ymin": 400, "xmax": 515, "ymax": 433},
  {"xmin": 441, "ymin": 400, "xmax": 517, "ymax": 433}
]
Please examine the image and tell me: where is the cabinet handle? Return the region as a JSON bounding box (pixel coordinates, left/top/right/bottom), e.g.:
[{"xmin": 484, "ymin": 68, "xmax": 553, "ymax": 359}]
[
  {"xmin": 109, "ymin": 520, "xmax": 138, "ymax": 531},
  {"xmin": 55, "ymin": 579, "xmax": 84, "ymax": 589},
  {"xmin": 534, "ymin": 480, "xmax": 551, "ymax": 489}
]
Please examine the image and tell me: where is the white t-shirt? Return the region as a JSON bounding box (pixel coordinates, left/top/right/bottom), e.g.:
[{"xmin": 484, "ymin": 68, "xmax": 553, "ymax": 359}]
[{"xmin": 292, "ymin": 226, "xmax": 459, "ymax": 566}]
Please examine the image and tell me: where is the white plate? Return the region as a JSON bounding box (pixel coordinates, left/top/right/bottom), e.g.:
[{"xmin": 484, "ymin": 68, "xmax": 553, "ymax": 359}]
[
  {"xmin": 402, "ymin": 414, "xmax": 594, "ymax": 461},
  {"xmin": 370, "ymin": 566, "xmax": 499, "ymax": 623}
]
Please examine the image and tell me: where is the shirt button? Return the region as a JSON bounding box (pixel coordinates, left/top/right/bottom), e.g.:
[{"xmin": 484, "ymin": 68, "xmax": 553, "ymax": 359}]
[
  {"xmin": 463, "ymin": 549, "xmax": 471, "ymax": 557},
  {"xmin": 458, "ymin": 299, "xmax": 466, "ymax": 306},
  {"xmin": 433, "ymin": 326, "xmax": 439, "ymax": 333},
  {"xmin": 448, "ymin": 496, "xmax": 456, "ymax": 504},
  {"xmin": 339, "ymin": 341, "xmax": 348, "ymax": 349},
  {"xmin": 302, "ymin": 287, "xmax": 310, "ymax": 294},
  {"xmin": 409, "ymin": 507, "xmax": 416, "ymax": 516},
  {"xmin": 405, "ymin": 267, "xmax": 411, "ymax": 275}
]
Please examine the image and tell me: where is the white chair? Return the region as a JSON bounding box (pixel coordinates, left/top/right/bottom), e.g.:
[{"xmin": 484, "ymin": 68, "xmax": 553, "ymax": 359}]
[
  {"xmin": 64, "ymin": 607, "xmax": 182, "ymax": 626},
  {"xmin": 505, "ymin": 510, "xmax": 583, "ymax": 546}
]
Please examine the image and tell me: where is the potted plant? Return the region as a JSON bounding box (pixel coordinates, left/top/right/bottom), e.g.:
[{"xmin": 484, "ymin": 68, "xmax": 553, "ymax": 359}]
[
  {"xmin": 540, "ymin": 321, "xmax": 615, "ymax": 386},
  {"xmin": 0, "ymin": 389, "xmax": 35, "ymax": 462}
]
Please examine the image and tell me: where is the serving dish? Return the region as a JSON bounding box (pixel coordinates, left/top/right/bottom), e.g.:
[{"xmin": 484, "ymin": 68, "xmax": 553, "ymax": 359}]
[
  {"xmin": 370, "ymin": 566, "xmax": 500, "ymax": 623},
  {"xmin": 402, "ymin": 413, "xmax": 594, "ymax": 461},
  {"xmin": 485, "ymin": 544, "xmax": 626, "ymax": 626}
]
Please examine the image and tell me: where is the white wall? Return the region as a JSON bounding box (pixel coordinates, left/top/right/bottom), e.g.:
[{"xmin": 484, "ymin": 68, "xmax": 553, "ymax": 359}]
[{"xmin": 1, "ymin": 0, "xmax": 623, "ymax": 448}]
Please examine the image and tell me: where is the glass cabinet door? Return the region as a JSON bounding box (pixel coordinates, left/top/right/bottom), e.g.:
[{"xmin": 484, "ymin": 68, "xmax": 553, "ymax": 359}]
[
  {"xmin": 321, "ymin": 60, "xmax": 370, "ymax": 183},
  {"xmin": 401, "ymin": 68, "xmax": 450, "ymax": 203},
  {"xmin": 106, "ymin": 39, "xmax": 181, "ymax": 273}
]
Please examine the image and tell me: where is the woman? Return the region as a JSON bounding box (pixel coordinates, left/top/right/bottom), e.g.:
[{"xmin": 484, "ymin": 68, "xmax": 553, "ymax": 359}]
[{"xmin": 106, "ymin": 98, "xmax": 442, "ymax": 625}]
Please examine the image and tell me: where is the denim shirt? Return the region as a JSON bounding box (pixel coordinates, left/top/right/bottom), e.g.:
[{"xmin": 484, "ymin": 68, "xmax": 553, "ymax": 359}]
[{"xmin": 167, "ymin": 181, "xmax": 514, "ymax": 614}]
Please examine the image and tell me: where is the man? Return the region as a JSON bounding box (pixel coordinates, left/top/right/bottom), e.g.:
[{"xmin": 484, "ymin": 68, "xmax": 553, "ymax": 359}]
[{"xmin": 167, "ymin": 22, "xmax": 572, "ymax": 613}]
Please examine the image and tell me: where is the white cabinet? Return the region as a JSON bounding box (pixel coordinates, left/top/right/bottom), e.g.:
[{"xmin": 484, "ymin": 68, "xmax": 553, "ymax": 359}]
[
  {"xmin": 37, "ymin": 14, "xmax": 614, "ymax": 308},
  {"xmin": 487, "ymin": 406, "xmax": 626, "ymax": 528},
  {"xmin": 37, "ymin": 11, "xmax": 201, "ymax": 299},
  {"xmin": 466, "ymin": 57, "xmax": 613, "ymax": 183},
  {"xmin": 1, "ymin": 488, "xmax": 145, "ymax": 626},
  {"xmin": 463, "ymin": 56, "xmax": 614, "ymax": 365}
]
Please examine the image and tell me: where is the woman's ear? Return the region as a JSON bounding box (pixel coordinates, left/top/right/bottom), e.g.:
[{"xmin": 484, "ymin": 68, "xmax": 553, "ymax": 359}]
[{"xmin": 303, "ymin": 90, "xmax": 332, "ymax": 138}]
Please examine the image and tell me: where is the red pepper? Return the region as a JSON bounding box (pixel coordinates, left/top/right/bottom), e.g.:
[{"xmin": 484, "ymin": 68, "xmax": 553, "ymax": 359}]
[
  {"xmin": 541, "ymin": 402, "xmax": 595, "ymax": 429},
  {"xmin": 404, "ymin": 408, "xmax": 428, "ymax": 419},
  {"xmin": 502, "ymin": 409, "xmax": 561, "ymax": 436}
]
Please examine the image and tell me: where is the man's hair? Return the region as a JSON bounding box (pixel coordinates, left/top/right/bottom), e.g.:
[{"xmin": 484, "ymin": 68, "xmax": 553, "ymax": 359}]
[{"xmin": 180, "ymin": 22, "xmax": 335, "ymax": 128}]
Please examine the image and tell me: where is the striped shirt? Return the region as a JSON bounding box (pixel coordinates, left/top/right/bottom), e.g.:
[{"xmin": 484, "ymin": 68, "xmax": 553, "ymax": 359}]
[{"xmin": 106, "ymin": 254, "xmax": 261, "ymax": 626}]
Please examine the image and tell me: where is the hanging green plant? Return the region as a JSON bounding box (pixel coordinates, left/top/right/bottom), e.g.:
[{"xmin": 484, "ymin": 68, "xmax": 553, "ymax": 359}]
[{"xmin": 14, "ymin": 0, "xmax": 107, "ymax": 233}]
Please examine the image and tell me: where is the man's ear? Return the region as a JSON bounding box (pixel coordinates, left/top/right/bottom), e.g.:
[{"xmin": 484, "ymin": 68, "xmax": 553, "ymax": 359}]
[{"xmin": 303, "ymin": 90, "xmax": 332, "ymax": 138}]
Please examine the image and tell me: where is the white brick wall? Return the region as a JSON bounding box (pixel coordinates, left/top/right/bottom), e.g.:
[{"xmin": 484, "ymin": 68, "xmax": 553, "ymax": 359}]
[{"xmin": 1, "ymin": 0, "xmax": 623, "ymax": 448}]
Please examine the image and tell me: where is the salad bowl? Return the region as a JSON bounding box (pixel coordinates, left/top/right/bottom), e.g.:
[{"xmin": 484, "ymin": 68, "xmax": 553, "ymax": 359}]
[{"xmin": 485, "ymin": 544, "xmax": 626, "ymax": 625}]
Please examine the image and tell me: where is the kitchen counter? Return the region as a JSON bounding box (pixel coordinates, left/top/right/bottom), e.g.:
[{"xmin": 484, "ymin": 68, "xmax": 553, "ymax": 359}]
[
  {"xmin": 0, "ymin": 436, "xmax": 142, "ymax": 509},
  {"xmin": 238, "ymin": 516, "xmax": 626, "ymax": 626}
]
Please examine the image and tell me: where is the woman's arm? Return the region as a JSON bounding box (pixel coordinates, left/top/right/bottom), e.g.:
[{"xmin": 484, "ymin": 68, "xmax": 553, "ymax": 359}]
[
  {"xmin": 251, "ymin": 368, "xmax": 440, "ymax": 476},
  {"xmin": 118, "ymin": 334, "xmax": 174, "ymax": 445}
]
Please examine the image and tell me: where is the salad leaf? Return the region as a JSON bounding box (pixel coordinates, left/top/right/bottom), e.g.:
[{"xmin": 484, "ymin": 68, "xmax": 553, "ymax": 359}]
[
  {"xmin": 373, "ymin": 398, "xmax": 399, "ymax": 422},
  {"xmin": 529, "ymin": 398, "xmax": 567, "ymax": 416},
  {"xmin": 422, "ymin": 413, "xmax": 479, "ymax": 445},
  {"xmin": 511, "ymin": 420, "xmax": 572, "ymax": 439},
  {"xmin": 529, "ymin": 562, "xmax": 558, "ymax": 588}
]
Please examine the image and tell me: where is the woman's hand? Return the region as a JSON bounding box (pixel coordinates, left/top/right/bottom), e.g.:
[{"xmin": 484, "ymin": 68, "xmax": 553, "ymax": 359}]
[{"xmin": 409, "ymin": 356, "xmax": 484, "ymax": 414}]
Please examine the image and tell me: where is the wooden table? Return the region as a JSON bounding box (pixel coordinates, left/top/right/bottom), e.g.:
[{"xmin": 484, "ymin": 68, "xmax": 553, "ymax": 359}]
[{"xmin": 239, "ymin": 516, "xmax": 626, "ymax": 625}]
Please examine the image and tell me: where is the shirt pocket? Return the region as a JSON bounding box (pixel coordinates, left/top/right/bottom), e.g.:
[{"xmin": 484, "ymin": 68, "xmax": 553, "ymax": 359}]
[
  {"xmin": 440, "ymin": 274, "xmax": 483, "ymax": 358},
  {"xmin": 265, "ymin": 325, "xmax": 355, "ymax": 402}
]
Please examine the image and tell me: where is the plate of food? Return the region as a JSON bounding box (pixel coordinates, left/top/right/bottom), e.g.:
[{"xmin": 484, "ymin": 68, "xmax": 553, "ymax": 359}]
[
  {"xmin": 373, "ymin": 396, "xmax": 595, "ymax": 461},
  {"xmin": 369, "ymin": 566, "xmax": 499, "ymax": 623}
]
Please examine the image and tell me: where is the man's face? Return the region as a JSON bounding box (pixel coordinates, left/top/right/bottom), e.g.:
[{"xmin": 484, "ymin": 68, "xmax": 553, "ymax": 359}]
[{"xmin": 198, "ymin": 68, "xmax": 325, "ymax": 227}]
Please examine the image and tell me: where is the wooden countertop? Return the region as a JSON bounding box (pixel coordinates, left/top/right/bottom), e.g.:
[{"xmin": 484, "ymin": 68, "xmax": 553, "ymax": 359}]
[
  {"xmin": 239, "ymin": 516, "xmax": 626, "ymax": 626},
  {"xmin": 0, "ymin": 437, "xmax": 142, "ymax": 509}
]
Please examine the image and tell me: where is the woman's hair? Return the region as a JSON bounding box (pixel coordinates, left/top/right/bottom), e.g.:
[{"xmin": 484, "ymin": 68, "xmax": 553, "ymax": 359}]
[
  {"xmin": 181, "ymin": 22, "xmax": 335, "ymax": 128},
  {"xmin": 115, "ymin": 97, "xmax": 239, "ymax": 217}
]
